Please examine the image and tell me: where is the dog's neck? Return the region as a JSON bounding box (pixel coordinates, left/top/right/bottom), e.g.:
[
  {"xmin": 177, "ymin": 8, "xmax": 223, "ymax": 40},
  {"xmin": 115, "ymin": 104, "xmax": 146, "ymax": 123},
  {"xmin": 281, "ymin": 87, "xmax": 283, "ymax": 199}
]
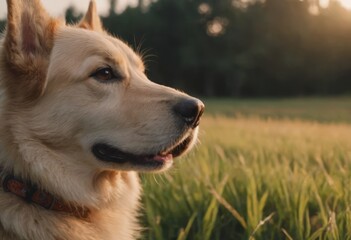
[{"xmin": 0, "ymin": 167, "xmax": 90, "ymax": 219}]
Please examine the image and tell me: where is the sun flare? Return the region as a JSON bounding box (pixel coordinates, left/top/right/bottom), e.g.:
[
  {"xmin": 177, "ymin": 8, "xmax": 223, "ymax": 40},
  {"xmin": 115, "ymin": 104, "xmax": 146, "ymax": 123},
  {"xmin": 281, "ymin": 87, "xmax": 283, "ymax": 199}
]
[
  {"xmin": 340, "ymin": 0, "xmax": 351, "ymax": 9},
  {"xmin": 320, "ymin": 0, "xmax": 351, "ymax": 10}
]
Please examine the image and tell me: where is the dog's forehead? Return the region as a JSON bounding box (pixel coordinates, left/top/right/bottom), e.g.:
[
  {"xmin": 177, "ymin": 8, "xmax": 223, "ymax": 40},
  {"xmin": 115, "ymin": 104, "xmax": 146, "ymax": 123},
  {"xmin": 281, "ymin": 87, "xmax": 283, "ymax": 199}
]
[{"xmin": 54, "ymin": 26, "xmax": 143, "ymax": 68}]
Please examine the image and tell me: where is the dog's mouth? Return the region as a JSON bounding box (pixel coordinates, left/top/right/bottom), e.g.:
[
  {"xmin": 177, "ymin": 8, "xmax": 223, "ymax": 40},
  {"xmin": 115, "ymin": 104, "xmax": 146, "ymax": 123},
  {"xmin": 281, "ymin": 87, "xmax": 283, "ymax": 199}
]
[{"xmin": 91, "ymin": 133, "xmax": 194, "ymax": 171}]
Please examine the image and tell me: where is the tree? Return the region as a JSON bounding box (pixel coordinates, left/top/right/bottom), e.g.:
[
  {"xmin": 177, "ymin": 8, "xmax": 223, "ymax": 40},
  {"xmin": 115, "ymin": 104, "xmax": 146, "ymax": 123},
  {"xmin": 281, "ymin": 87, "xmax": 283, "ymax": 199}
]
[
  {"xmin": 109, "ymin": 0, "xmax": 118, "ymax": 16},
  {"xmin": 5, "ymin": 0, "xmax": 351, "ymax": 97}
]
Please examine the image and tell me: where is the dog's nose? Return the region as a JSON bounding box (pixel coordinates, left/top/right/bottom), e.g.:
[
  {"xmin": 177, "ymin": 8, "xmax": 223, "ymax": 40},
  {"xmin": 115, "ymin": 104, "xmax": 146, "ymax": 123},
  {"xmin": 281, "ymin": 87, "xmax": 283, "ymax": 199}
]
[{"xmin": 173, "ymin": 98, "xmax": 204, "ymax": 128}]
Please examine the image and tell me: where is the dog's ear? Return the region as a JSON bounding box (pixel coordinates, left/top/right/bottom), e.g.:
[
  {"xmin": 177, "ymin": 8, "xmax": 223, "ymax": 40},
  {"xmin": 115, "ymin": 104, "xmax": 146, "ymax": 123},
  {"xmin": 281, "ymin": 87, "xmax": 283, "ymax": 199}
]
[
  {"xmin": 3, "ymin": 0, "xmax": 60, "ymax": 101},
  {"xmin": 5, "ymin": 0, "xmax": 58, "ymax": 64},
  {"xmin": 79, "ymin": 1, "xmax": 104, "ymax": 32}
]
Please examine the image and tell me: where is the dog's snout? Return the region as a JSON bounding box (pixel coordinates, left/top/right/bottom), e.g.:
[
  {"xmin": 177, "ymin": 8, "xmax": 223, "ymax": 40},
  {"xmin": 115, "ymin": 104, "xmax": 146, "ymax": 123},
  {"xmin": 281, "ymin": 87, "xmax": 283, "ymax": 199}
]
[{"xmin": 173, "ymin": 98, "xmax": 204, "ymax": 128}]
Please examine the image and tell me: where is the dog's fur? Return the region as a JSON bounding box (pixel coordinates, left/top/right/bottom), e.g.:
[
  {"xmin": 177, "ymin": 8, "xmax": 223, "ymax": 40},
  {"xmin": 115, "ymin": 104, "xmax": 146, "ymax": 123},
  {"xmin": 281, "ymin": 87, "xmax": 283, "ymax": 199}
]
[{"xmin": 0, "ymin": 1, "xmax": 203, "ymax": 239}]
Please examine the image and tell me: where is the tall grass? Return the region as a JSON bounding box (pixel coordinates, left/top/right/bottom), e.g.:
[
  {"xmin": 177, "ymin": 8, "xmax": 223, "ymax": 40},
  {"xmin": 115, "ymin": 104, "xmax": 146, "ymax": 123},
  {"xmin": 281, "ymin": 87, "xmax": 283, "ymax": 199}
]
[{"xmin": 140, "ymin": 99, "xmax": 351, "ymax": 240}]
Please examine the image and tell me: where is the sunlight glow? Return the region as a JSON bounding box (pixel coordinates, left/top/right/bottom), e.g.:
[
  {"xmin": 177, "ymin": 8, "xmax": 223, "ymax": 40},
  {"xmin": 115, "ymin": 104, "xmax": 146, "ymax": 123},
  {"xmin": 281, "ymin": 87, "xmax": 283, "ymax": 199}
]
[
  {"xmin": 319, "ymin": 0, "xmax": 351, "ymax": 10},
  {"xmin": 339, "ymin": 0, "xmax": 351, "ymax": 10},
  {"xmin": 319, "ymin": 0, "xmax": 330, "ymax": 8},
  {"xmin": 309, "ymin": 5, "xmax": 320, "ymax": 15}
]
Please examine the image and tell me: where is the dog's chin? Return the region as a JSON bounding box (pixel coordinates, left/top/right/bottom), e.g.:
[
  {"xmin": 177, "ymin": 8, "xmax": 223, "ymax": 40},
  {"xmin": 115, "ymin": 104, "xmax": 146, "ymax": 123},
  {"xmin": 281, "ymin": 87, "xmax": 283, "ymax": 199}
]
[{"xmin": 91, "ymin": 130, "xmax": 197, "ymax": 172}]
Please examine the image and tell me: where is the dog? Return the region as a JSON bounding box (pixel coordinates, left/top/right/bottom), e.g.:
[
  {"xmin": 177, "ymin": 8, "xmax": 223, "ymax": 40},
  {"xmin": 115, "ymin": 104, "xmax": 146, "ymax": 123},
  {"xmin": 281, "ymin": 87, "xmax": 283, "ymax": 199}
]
[{"xmin": 0, "ymin": 0, "xmax": 204, "ymax": 239}]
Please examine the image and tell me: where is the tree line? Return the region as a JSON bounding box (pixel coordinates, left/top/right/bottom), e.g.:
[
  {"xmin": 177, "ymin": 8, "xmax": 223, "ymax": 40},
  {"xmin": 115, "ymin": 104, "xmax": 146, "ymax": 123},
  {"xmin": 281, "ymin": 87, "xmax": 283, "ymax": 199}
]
[{"xmin": 2, "ymin": 0, "xmax": 351, "ymax": 97}]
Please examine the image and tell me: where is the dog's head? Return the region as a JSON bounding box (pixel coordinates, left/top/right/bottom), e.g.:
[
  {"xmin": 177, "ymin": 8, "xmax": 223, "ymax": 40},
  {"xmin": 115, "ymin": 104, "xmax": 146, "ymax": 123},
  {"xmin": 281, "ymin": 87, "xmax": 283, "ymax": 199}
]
[{"xmin": 0, "ymin": 0, "xmax": 204, "ymax": 173}]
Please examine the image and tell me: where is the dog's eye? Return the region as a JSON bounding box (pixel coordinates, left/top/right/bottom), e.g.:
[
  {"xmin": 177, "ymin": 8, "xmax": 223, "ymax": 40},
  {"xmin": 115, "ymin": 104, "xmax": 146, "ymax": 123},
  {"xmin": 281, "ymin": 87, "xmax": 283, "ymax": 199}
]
[{"xmin": 91, "ymin": 67, "xmax": 121, "ymax": 83}]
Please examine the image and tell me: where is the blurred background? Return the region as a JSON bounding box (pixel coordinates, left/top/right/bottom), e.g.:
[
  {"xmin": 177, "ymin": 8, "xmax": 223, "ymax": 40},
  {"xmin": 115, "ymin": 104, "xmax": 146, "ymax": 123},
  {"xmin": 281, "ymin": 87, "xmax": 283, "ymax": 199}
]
[
  {"xmin": 1, "ymin": 1, "xmax": 351, "ymax": 239},
  {"xmin": 2, "ymin": 0, "xmax": 351, "ymax": 98}
]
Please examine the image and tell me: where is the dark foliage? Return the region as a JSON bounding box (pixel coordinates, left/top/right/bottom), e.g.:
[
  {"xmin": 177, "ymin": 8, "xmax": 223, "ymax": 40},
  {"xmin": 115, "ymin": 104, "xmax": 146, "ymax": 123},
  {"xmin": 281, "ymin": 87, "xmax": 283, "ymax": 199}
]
[{"xmin": 2, "ymin": 0, "xmax": 351, "ymax": 97}]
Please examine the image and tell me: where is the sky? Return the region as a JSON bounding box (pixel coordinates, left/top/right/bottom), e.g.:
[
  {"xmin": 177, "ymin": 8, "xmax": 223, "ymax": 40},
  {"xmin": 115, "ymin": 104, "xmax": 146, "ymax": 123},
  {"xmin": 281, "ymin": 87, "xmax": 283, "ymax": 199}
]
[{"xmin": 0, "ymin": 0, "xmax": 137, "ymax": 19}]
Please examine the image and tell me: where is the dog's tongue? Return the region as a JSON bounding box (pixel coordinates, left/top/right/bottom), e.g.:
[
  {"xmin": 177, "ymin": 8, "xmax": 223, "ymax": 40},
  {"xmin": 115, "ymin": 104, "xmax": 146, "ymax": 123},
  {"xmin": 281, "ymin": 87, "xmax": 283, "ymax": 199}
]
[{"xmin": 152, "ymin": 154, "xmax": 173, "ymax": 162}]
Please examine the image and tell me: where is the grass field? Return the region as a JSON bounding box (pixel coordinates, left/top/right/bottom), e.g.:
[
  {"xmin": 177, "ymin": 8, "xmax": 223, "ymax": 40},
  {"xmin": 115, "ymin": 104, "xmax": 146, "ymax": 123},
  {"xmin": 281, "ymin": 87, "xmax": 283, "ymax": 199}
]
[{"xmin": 140, "ymin": 98, "xmax": 351, "ymax": 240}]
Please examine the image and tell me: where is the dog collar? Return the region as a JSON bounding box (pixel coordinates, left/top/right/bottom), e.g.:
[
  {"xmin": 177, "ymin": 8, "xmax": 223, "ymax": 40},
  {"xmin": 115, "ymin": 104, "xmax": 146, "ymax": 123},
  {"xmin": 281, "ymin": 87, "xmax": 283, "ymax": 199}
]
[{"xmin": 0, "ymin": 169, "xmax": 90, "ymax": 219}]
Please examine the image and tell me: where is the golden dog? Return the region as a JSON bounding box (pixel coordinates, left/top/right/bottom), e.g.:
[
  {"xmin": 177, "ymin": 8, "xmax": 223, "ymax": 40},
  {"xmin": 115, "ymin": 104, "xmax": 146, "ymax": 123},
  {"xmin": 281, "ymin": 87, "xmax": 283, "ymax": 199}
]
[{"xmin": 0, "ymin": 0, "xmax": 204, "ymax": 239}]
